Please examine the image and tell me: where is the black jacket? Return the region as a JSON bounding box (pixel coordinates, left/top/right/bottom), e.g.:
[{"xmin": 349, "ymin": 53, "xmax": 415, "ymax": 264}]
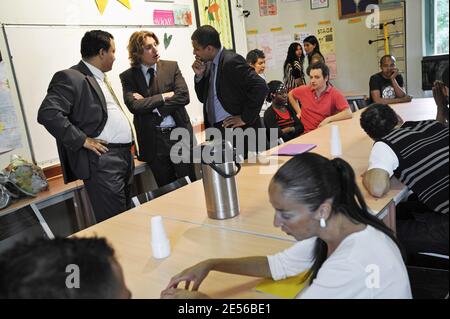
[
  {"xmin": 38, "ymin": 61, "xmax": 108, "ymax": 183},
  {"xmin": 194, "ymin": 49, "xmax": 268, "ymax": 128}
]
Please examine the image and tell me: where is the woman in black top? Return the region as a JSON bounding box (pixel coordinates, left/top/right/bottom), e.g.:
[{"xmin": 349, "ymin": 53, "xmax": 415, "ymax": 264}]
[
  {"xmin": 303, "ymin": 35, "xmax": 325, "ymax": 66},
  {"xmin": 264, "ymin": 81, "xmax": 304, "ymax": 142}
]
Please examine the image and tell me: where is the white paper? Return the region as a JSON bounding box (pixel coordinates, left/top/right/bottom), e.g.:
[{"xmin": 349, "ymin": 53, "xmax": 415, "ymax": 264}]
[{"xmin": 0, "ymin": 61, "xmax": 22, "ymax": 154}]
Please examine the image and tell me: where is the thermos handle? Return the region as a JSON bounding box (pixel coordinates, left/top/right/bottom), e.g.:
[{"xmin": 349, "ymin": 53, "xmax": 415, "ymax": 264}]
[{"xmin": 208, "ymin": 162, "xmax": 241, "ymax": 178}]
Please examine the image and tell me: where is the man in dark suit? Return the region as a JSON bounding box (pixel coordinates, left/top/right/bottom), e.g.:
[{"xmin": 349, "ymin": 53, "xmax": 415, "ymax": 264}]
[
  {"xmin": 38, "ymin": 30, "xmax": 135, "ymax": 223},
  {"xmin": 191, "ymin": 25, "xmax": 268, "ymax": 159},
  {"xmin": 120, "ymin": 31, "xmax": 195, "ymax": 187}
]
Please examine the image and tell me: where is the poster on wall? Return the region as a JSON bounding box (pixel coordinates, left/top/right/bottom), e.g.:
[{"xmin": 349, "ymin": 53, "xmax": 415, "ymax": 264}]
[
  {"xmin": 153, "ymin": 10, "xmax": 175, "ymax": 25},
  {"xmin": 256, "ymin": 33, "xmax": 275, "ymax": 69},
  {"xmin": 173, "ymin": 4, "xmax": 193, "ymax": 25},
  {"xmin": 317, "ymin": 26, "xmax": 337, "ymax": 79},
  {"xmin": 294, "ymin": 31, "xmax": 313, "ymax": 53},
  {"xmin": 194, "ymin": 0, "xmax": 235, "ymax": 51},
  {"xmin": 259, "ymin": 0, "xmax": 278, "ymax": 16},
  {"xmin": 310, "ymin": 0, "xmax": 329, "ymax": 10},
  {"xmin": 0, "ymin": 59, "xmax": 22, "ymax": 154},
  {"xmin": 338, "ymin": 0, "xmax": 380, "ymax": 20}
]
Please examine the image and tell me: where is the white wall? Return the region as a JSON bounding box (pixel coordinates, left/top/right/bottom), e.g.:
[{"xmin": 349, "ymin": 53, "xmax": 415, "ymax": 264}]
[
  {"xmin": 242, "ymin": 0, "xmax": 380, "ymax": 93},
  {"xmin": 242, "ymin": 0, "xmax": 426, "ymax": 97},
  {"xmin": 406, "ymin": 0, "xmax": 425, "ymax": 98}
]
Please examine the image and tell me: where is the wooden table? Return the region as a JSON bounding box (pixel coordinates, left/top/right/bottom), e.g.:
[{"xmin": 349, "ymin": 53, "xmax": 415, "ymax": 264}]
[
  {"xmin": 134, "ymin": 99, "xmax": 437, "ymax": 235},
  {"xmin": 74, "ymin": 212, "xmax": 292, "ymax": 299},
  {"xmin": 72, "ymin": 98, "xmax": 438, "ymax": 299}
]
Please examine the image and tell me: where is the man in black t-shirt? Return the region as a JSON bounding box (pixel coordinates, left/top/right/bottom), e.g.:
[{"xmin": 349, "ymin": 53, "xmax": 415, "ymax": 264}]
[{"xmin": 369, "ymin": 55, "xmax": 412, "ymax": 104}]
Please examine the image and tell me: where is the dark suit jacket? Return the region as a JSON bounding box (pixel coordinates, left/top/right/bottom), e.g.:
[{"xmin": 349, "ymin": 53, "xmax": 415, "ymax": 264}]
[
  {"xmin": 120, "ymin": 60, "xmax": 193, "ymax": 163},
  {"xmin": 194, "ymin": 49, "xmax": 268, "ymax": 128},
  {"xmin": 37, "ymin": 61, "xmax": 108, "ymax": 183}
]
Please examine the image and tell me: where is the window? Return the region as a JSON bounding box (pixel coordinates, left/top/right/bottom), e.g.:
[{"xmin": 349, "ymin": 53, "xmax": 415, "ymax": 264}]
[{"xmin": 425, "ymin": 0, "xmax": 449, "ymax": 55}]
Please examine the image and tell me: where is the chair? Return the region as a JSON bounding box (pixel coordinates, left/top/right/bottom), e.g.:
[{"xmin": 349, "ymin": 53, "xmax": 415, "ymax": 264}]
[
  {"xmin": 0, "ymin": 205, "xmax": 50, "ymax": 254},
  {"xmin": 407, "ymin": 265, "xmax": 449, "ymax": 299},
  {"xmin": 347, "ymin": 97, "xmax": 368, "ymax": 112},
  {"xmin": 131, "ymin": 176, "xmax": 191, "ymax": 207}
]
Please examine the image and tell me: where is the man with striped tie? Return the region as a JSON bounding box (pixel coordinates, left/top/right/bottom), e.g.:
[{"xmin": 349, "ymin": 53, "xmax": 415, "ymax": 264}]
[{"xmin": 38, "ymin": 30, "xmax": 135, "ymax": 223}]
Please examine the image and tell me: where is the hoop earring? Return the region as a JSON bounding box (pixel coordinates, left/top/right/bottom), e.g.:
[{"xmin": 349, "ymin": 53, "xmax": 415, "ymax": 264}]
[{"xmin": 320, "ymin": 218, "xmax": 326, "ymax": 228}]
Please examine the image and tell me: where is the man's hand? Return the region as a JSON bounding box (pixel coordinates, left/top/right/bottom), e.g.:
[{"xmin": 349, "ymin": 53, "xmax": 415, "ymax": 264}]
[
  {"xmin": 390, "ymin": 68, "xmax": 399, "ymax": 80},
  {"xmin": 133, "ymin": 93, "xmax": 144, "ymax": 100},
  {"xmin": 192, "ymin": 58, "xmax": 206, "ymax": 77},
  {"xmin": 403, "ymin": 95, "xmax": 413, "ymax": 103},
  {"xmin": 433, "ymin": 81, "xmax": 448, "ymax": 108},
  {"xmin": 318, "ymin": 117, "xmax": 331, "ymax": 128},
  {"xmin": 162, "ymin": 91, "xmax": 175, "ymax": 100},
  {"xmin": 223, "ymin": 116, "xmax": 246, "ymax": 128},
  {"xmin": 83, "ymin": 137, "xmax": 109, "ymax": 156}
]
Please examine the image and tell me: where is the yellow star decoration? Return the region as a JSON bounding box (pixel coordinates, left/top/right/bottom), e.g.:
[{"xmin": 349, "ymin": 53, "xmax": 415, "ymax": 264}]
[{"xmin": 95, "ymin": 0, "xmax": 131, "ymax": 15}]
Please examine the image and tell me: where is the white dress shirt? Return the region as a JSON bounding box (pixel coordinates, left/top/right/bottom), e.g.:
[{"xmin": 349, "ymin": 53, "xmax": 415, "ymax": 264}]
[{"xmin": 82, "ymin": 61, "xmax": 132, "ymax": 144}]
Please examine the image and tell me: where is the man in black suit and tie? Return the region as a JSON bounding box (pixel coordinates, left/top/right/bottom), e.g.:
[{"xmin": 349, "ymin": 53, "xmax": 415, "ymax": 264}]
[
  {"xmin": 38, "ymin": 30, "xmax": 135, "ymax": 222},
  {"xmin": 120, "ymin": 31, "xmax": 195, "ymax": 187},
  {"xmin": 191, "ymin": 25, "xmax": 268, "ymax": 159}
]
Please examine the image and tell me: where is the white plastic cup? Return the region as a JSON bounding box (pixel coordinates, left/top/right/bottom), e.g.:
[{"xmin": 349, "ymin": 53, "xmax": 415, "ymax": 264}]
[
  {"xmin": 151, "ymin": 216, "xmax": 170, "ymax": 259},
  {"xmin": 330, "ymin": 125, "xmax": 342, "ymax": 158}
]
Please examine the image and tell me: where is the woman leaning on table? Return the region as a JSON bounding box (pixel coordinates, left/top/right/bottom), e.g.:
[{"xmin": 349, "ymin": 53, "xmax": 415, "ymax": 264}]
[{"xmin": 161, "ymin": 153, "xmax": 412, "ymax": 299}]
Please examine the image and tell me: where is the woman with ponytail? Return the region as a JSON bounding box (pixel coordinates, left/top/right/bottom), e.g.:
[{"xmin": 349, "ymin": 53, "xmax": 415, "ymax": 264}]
[{"xmin": 162, "ymin": 153, "xmax": 411, "ymax": 299}]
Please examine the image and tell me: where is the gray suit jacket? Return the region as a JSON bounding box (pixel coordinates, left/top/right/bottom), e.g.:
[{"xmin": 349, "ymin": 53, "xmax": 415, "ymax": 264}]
[{"xmin": 37, "ymin": 61, "xmax": 108, "ymax": 183}]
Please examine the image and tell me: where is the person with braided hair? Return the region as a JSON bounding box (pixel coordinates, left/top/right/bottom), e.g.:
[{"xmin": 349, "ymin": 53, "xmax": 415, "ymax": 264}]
[{"xmin": 161, "ymin": 153, "xmax": 411, "ymax": 299}]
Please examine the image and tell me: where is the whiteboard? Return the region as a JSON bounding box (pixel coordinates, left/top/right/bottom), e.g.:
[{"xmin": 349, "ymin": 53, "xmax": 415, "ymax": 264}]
[{"xmin": 3, "ymin": 24, "xmax": 203, "ymax": 167}]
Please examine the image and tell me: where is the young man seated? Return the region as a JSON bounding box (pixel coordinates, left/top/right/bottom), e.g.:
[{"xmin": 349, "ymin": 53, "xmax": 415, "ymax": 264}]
[
  {"xmin": 369, "ymin": 55, "xmax": 412, "ymax": 104},
  {"xmin": 0, "ymin": 237, "xmax": 131, "ymax": 299},
  {"xmin": 360, "ymin": 104, "xmax": 449, "ymax": 265},
  {"xmin": 288, "ymin": 62, "xmax": 352, "ymax": 133}
]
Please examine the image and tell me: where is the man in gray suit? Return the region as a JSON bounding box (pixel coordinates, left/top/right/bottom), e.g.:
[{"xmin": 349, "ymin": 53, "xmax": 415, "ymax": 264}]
[{"xmin": 38, "ymin": 30, "xmax": 135, "ymax": 222}]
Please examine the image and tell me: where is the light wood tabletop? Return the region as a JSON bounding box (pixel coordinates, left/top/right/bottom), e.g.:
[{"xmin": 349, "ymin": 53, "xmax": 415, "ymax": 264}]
[
  {"xmin": 71, "ymin": 98, "xmax": 438, "ymax": 299},
  {"xmin": 73, "ymin": 211, "xmax": 292, "ymax": 299},
  {"xmin": 133, "ymin": 98, "xmax": 438, "ymax": 237}
]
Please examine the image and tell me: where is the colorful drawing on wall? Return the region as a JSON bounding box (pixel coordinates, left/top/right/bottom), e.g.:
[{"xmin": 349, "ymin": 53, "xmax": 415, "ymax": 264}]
[
  {"xmin": 95, "ymin": 0, "xmax": 131, "ymax": 15},
  {"xmin": 194, "ymin": 0, "xmax": 235, "ymax": 51},
  {"xmin": 259, "ymin": 0, "xmax": 278, "ymax": 16},
  {"xmin": 153, "ymin": 10, "xmax": 175, "ymax": 26},
  {"xmin": 173, "ymin": 4, "xmax": 193, "ymax": 25},
  {"xmin": 338, "ymin": 0, "xmax": 379, "ymax": 20}
]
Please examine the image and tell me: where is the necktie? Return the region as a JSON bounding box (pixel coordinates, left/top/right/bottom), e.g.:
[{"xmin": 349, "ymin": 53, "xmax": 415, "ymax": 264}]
[
  {"xmin": 148, "ymin": 67, "xmax": 159, "ymax": 94},
  {"xmin": 206, "ymin": 62, "xmax": 216, "ymax": 126},
  {"xmin": 103, "ymin": 74, "xmax": 139, "ymax": 155}
]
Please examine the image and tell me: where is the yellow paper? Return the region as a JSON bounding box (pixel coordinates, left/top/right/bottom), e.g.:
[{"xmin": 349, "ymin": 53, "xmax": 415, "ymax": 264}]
[
  {"xmin": 255, "ymin": 271, "xmax": 309, "ymax": 299},
  {"xmin": 95, "ymin": 0, "xmax": 108, "ymax": 15},
  {"xmin": 0, "ymin": 122, "xmax": 4, "ymax": 133},
  {"xmin": 117, "ymin": 0, "xmax": 131, "ymax": 9}
]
